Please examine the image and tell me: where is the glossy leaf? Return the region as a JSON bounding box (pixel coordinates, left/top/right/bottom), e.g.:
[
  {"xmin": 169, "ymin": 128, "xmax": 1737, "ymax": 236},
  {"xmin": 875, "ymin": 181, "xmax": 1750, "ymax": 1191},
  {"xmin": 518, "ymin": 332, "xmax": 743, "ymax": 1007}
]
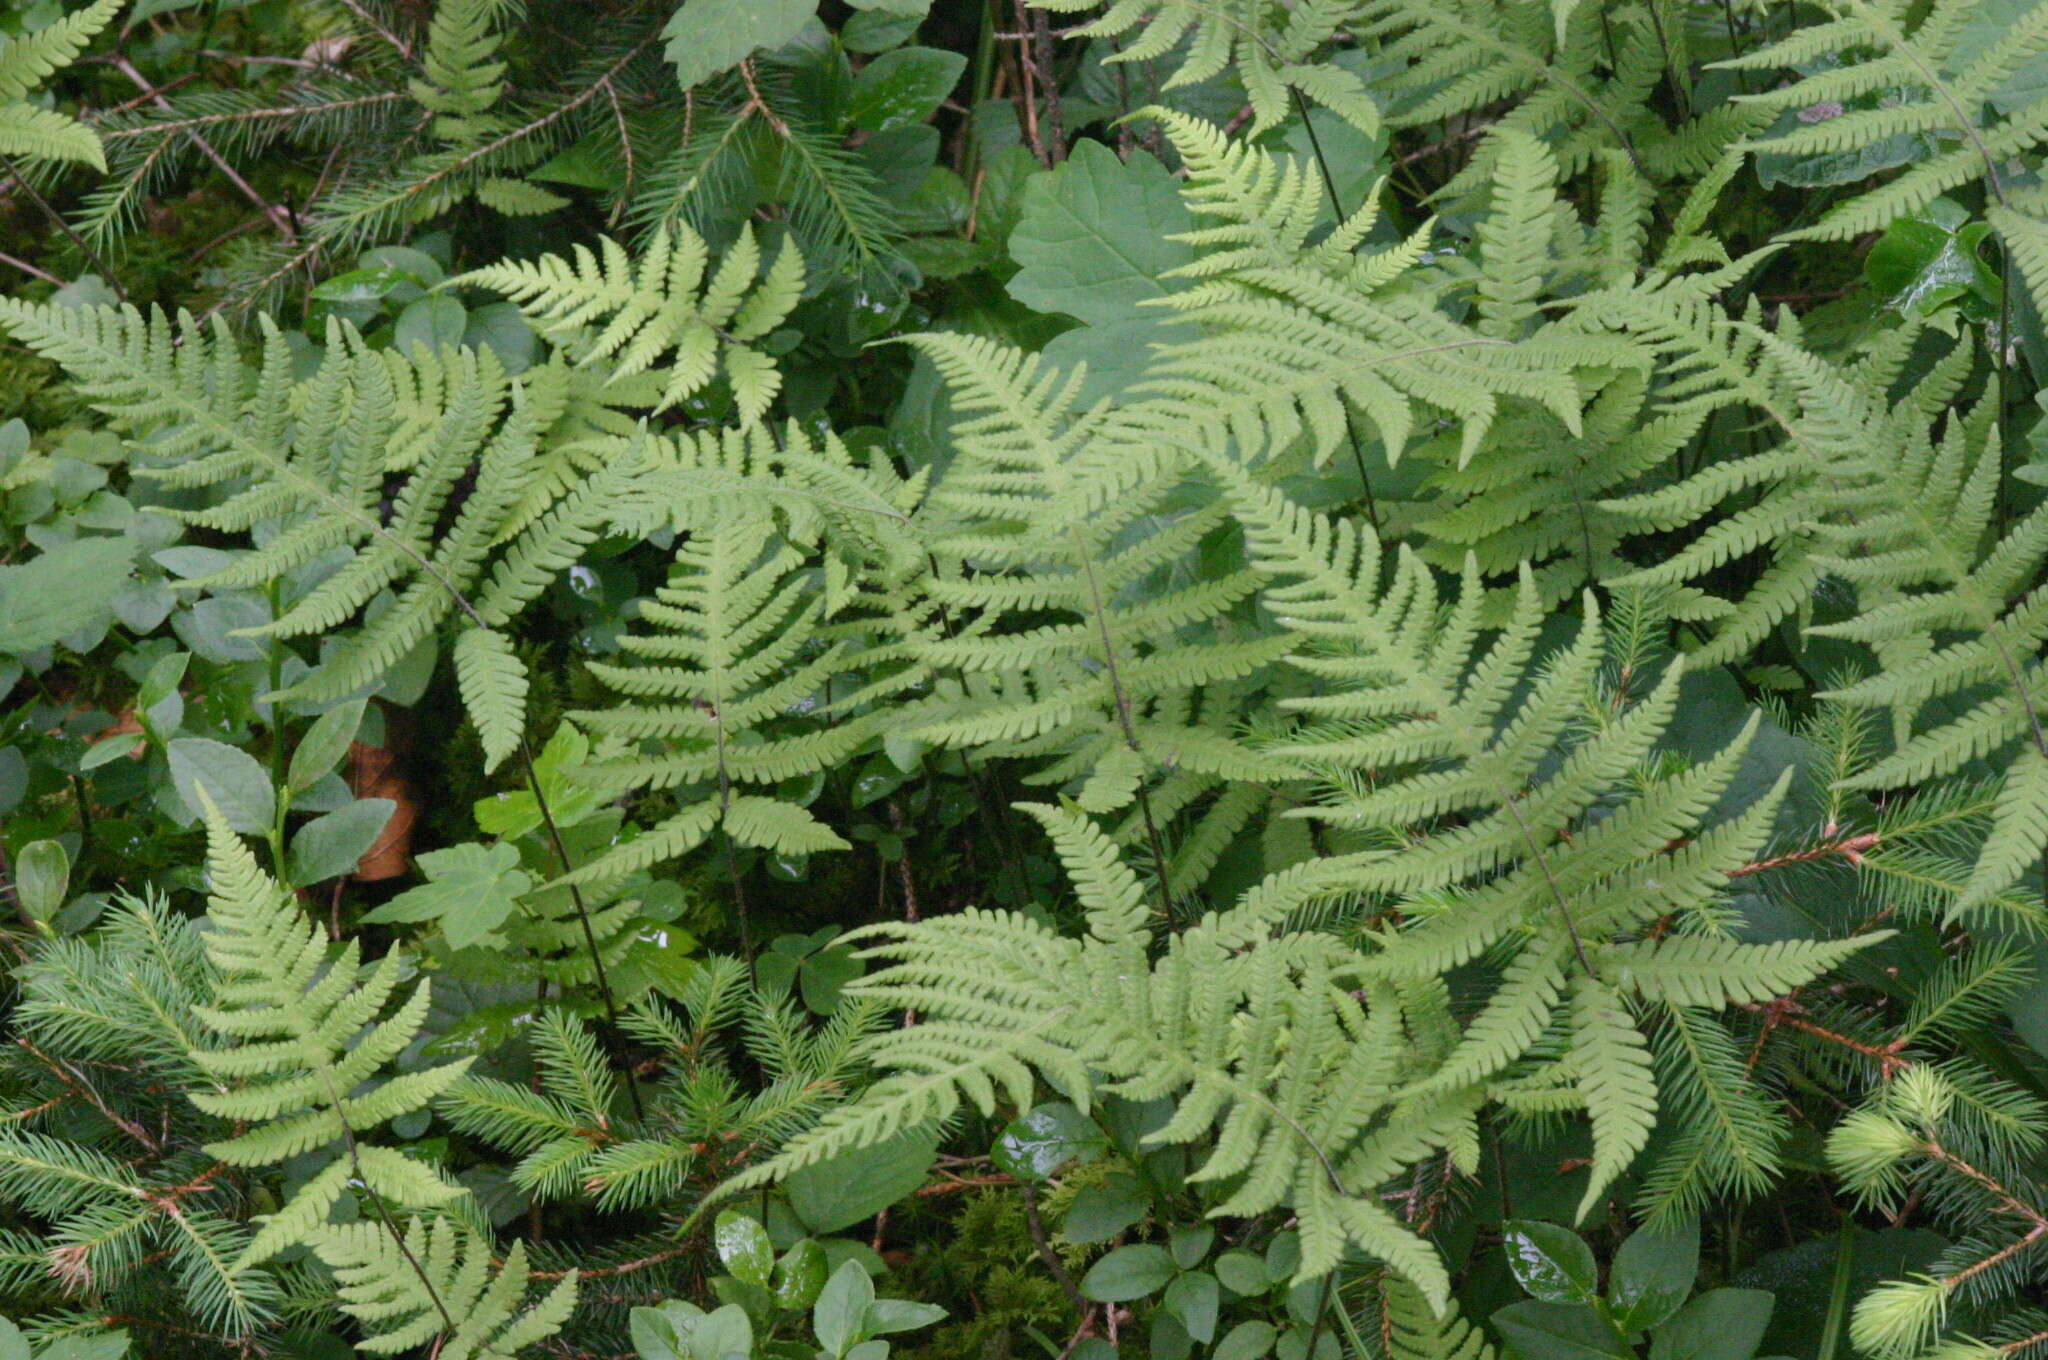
[
  {"xmin": 1503, "ymin": 1220, "xmax": 1603, "ymax": 1307},
  {"xmin": 14, "ymin": 839, "xmax": 67, "ymax": 922},
  {"xmin": 1163, "ymin": 1270, "xmax": 1220, "ymax": 1344},
  {"xmin": 663, "ymin": 0, "xmax": 816, "ymax": 90},
  {"xmin": 846, "ymin": 47, "xmax": 964, "ymax": 131},
  {"xmin": 992, "ymin": 1102, "xmax": 1106, "ymax": 1180},
  {"xmin": 1609, "ymin": 1218, "xmax": 1700, "ymax": 1333},
  {"xmin": 773, "ymin": 1239, "xmax": 829, "ymax": 1310},
  {"xmin": 712, "ymin": 1210, "xmax": 774, "ymax": 1289},
  {"xmin": 289, "ymin": 699, "xmax": 368, "ymax": 795}
]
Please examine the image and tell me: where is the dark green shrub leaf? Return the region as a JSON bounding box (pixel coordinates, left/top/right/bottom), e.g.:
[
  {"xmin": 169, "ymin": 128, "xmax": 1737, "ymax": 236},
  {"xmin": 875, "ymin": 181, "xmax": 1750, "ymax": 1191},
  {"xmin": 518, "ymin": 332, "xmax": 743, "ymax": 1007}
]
[
  {"xmin": 1609, "ymin": 1218, "xmax": 1700, "ymax": 1333},
  {"xmin": 1080, "ymin": 1243, "xmax": 1175, "ymax": 1302},
  {"xmin": 1503, "ymin": 1220, "xmax": 1602, "ymax": 1306},
  {"xmin": 992, "ymin": 1102, "xmax": 1105, "ymax": 1180}
]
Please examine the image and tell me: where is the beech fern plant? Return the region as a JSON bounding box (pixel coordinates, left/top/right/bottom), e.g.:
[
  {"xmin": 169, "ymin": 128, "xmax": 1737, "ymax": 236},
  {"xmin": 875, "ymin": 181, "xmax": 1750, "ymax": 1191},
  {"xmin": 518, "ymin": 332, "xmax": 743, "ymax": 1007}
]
[{"xmin": 1, "ymin": 1, "xmax": 2047, "ymax": 1359}]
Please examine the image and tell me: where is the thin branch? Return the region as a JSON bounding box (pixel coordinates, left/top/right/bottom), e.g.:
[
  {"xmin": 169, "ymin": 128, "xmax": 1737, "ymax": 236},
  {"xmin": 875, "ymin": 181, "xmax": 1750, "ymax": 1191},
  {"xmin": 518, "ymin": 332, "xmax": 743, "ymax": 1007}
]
[
  {"xmin": 210, "ymin": 32, "xmax": 659, "ymax": 318},
  {"xmin": 0, "ymin": 154, "xmax": 125, "ymax": 302},
  {"xmin": 107, "ymin": 55, "xmax": 294, "ymax": 238},
  {"xmin": 1290, "ymin": 85, "xmax": 1382, "ymax": 531},
  {"xmin": 1020, "ymin": 1180, "xmax": 1088, "ymax": 1318},
  {"xmin": 1071, "ymin": 524, "xmax": 1178, "ymax": 925},
  {"xmin": 0, "ymin": 251, "xmax": 63, "ymax": 286}
]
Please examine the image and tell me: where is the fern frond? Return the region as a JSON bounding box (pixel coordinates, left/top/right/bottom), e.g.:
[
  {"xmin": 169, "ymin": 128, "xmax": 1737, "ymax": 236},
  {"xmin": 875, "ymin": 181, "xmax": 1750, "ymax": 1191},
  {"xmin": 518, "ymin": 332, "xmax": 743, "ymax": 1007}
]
[
  {"xmin": 185, "ymin": 798, "xmax": 470, "ymax": 1268},
  {"xmin": 1113, "ymin": 114, "xmax": 1602, "ymax": 467},
  {"xmin": 313, "ymin": 1217, "xmax": 577, "ymax": 1360},
  {"xmin": 454, "ymin": 628, "xmax": 530, "ymax": 775},
  {"xmin": 1027, "ymin": 0, "xmax": 1379, "ymax": 132},
  {"xmin": 1722, "ymin": 0, "xmax": 2048, "ymax": 240},
  {"xmin": 0, "ymin": 300, "xmax": 662, "ymax": 721},
  {"xmin": 0, "ymin": 0, "xmax": 119, "ymax": 170},
  {"xmin": 455, "ymin": 222, "xmax": 803, "ymax": 424}
]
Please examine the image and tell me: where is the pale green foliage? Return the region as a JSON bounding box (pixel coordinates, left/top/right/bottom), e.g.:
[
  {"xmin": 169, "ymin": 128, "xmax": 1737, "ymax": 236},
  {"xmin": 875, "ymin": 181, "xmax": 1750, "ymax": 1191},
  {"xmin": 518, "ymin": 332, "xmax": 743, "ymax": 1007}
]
[
  {"xmin": 1378, "ymin": 130, "xmax": 1682, "ymax": 607},
  {"xmin": 1725, "ymin": 0, "xmax": 2048, "ymax": 241},
  {"xmin": 186, "ymin": 798, "xmax": 471, "ymax": 1268},
  {"xmin": 898, "ymin": 331, "xmax": 1297, "ymax": 852},
  {"xmin": 176, "ymin": 802, "xmax": 578, "ymax": 1357},
  {"xmin": 313, "ymin": 1216, "xmax": 577, "ymax": 1360},
  {"xmin": 566, "ymin": 423, "xmax": 922, "ymax": 886},
  {"xmin": 456, "ymin": 223, "xmax": 806, "ymax": 424},
  {"xmin": 1824, "ymin": 1065, "xmax": 2048, "ymax": 1360},
  {"xmin": 1614, "ymin": 323, "xmax": 2048, "ymax": 908},
  {"xmin": 1359, "ymin": 0, "xmax": 1763, "ymax": 207},
  {"xmin": 0, "ymin": 298, "xmax": 659, "ymax": 775},
  {"xmin": 1208, "ymin": 456, "xmax": 1876, "ymax": 1220},
  {"xmin": 0, "ymin": 0, "xmax": 119, "ymax": 170},
  {"xmin": 412, "ymin": 0, "xmax": 515, "ymax": 135},
  {"xmin": 1024, "ymin": 0, "xmax": 1380, "ymax": 133},
  {"xmin": 719, "ymin": 545, "xmax": 1871, "ymax": 1287},
  {"xmin": 721, "ymin": 806, "xmax": 1455, "ymax": 1300},
  {"xmin": 456, "ymin": 627, "xmax": 532, "ymax": 774},
  {"xmin": 11, "ymin": 0, "xmax": 2048, "ymax": 1348},
  {"xmin": 1783, "ymin": 347, "xmax": 2048, "ymax": 909},
  {"xmin": 1113, "ymin": 113, "xmax": 1604, "ymax": 468},
  {"xmin": 570, "ymin": 506, "xmax": 864, "ymax": 878}
]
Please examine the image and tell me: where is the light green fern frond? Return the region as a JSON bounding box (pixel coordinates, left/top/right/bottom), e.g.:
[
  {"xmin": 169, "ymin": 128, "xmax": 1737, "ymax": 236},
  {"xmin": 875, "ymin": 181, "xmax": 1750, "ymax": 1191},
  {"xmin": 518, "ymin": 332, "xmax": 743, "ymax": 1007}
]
[
  {"xmin": 455, "ymin": 628, "xmax": 530, "ymax": 775},
  {"xmin": 1360, "ymin": 0, "xmax": 1767, "ymax": 209},
  {"xmin": 0, "ymin": 299, "xmax": 665, "ymax": 757},
  {"xmin": 565, "ymin": 511, "xmax": 871, "ymax": 885},
  {"xmin": 1723, "ymin": 0, "xmax": 2048, "ymax": 240},
  {"xmin": 410, "ymin": 0, "xmax": 515, "ymax": 136},
  {"xmin": 185, "ymin": 798, "xmax": 471, "ymax": 1269},
  {"xmin": 0, "ymin": 0, "xmax": 120, "ymax": 170},
  {"xmin": 902, "ymin": 329, "xmax": 1299, "ymax": 865},
  {"xmin": 456, "ymin": 222, "xmax": 804, "ymax": 424},
  {"xmin": 312, "ymin": 1216, "xmax": 576, "ymax": 1360},
  {"xmin": 1684, "ymin": 334, "xmax": 2048, "ymax": 909},
  {"xmin": 1026, "ymin": 0, "xmax": 1380, "ymax": 133},
  {"xmin": 717, "ymin": 835, "xmax": 1452, "ymax": 1301},
  {"xmin": 1115, "ymin": 114, "xmax": 1607, "ymax": 467},
  {"xmin": 1206, "ymin": 451, "xmax": 1882, "ymax": 1216}
]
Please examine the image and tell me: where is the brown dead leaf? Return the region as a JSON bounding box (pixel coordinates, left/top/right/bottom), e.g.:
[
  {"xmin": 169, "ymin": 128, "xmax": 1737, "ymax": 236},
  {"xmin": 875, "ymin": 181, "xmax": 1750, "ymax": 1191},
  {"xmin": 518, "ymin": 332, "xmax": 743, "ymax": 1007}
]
[{"xmin": 347, "ymin": 740, "xmax": 416, "ymax": 880}]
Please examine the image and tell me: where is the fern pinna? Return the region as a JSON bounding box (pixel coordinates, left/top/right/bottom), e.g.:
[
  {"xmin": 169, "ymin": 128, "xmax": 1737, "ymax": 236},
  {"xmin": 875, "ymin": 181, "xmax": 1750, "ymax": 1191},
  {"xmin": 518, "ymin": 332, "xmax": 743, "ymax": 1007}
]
[
  {"xmin": 0, "ymin": 298, "xmax": 659, "ymax": 772},
  {"xmin": 188, "ymin": 793, "xmax": 577, "ymax": 1355},
  {"xmin": 895, "ymin": 331, "xmax": 1301, "ymax": 897},
  {"xmin": 0, "ymin": 0, "xmax": 119, "ymax": 173},
  {"xmin": 456, "ymin": 222, "xmax": 806, "ymax": 426}
]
